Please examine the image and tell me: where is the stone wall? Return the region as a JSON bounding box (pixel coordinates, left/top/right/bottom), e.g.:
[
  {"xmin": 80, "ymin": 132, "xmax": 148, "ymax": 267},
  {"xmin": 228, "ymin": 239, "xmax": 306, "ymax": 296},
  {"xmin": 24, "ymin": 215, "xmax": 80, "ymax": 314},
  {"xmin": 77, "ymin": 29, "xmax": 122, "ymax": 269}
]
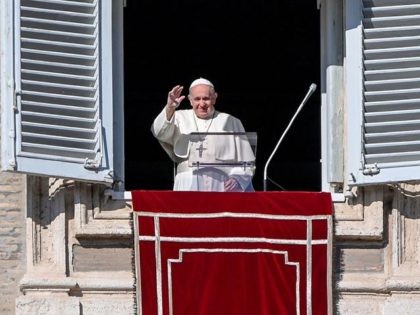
[
  {"xmin": 5, "ymin": 172, "xmax": 420, "ymax": 314},
  {"xmin": 0, "ymin": 172, "xmax": 26, "ymax": 315},
  {"xmin": 15, "ymin": 178, "xmax": 136, "ymax": 314},
  {"xmin": 334, "ymin": 184, "xmax": 420, "ymax": 314}
]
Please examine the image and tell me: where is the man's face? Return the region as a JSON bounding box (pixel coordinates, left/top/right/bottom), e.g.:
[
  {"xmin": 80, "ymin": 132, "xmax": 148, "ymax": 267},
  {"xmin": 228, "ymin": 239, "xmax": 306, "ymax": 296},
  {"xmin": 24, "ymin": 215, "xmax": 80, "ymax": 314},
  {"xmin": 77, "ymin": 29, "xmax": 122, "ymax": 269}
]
[{"xmin": 188, "ymin": 85, "xmax": 217, "ymax": 119}]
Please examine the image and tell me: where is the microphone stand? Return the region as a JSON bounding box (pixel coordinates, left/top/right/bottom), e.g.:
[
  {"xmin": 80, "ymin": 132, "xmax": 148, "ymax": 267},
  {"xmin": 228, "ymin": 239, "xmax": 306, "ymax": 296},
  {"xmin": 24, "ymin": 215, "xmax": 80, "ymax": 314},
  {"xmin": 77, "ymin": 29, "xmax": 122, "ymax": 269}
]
[{"xmin": 263, "ymin": 83, "xmax": 318, "ymax": 191}]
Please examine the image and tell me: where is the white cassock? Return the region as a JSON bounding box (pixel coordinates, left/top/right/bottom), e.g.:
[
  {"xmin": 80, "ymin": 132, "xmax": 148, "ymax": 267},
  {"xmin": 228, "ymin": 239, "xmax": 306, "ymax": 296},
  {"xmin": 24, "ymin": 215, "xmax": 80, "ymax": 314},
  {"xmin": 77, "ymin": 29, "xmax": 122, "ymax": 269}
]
[{"xmin": 152, "ymin": 108, "xmax": 256, "ymax": 191}]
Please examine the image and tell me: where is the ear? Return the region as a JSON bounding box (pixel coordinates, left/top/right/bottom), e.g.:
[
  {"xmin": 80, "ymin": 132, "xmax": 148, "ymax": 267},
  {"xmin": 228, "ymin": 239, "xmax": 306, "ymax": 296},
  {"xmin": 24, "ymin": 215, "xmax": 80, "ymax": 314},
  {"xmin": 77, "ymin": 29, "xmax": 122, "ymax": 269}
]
[{"xmin": 188, "ymin": 94, "xmax": 193, "ymax": 107}]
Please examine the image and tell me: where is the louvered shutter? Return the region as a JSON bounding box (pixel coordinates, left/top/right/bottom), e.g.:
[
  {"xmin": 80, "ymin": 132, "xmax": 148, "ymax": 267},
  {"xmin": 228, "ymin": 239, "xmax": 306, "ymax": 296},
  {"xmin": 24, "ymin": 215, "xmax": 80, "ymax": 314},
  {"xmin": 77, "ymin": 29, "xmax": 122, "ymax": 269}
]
[
  {"xmin": 347, "ymin": 0, "xmax": 420, "ymax": 185},
  {"xmin": 3, "ymin": 0, "xmax": 123, "ymax": 183}
]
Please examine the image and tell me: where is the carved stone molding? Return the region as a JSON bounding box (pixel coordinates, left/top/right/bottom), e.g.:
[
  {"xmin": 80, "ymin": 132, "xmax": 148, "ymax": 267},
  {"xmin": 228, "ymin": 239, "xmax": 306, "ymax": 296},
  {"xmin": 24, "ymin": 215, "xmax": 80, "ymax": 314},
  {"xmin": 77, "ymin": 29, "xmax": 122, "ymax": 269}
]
[
  {"xmin": 390, "ymin": 183, "xmax": 420, "ymax": 278},
  {"xmin": 26, "ymin": 176, "xmax": 68, "ymax": 274},
  {"xmin": 338, "ymin": 183, "xmax": 420, "ymax": 300},
  {"xmin": 74, "ymin": 182, "xmax": 132, "ymax": 238},
  {"xmin": 19, "ymin": 177, "xmax": 136, "ymax": 314},
  {"xmin": 334, "ymin": 186, "xmax": 386, "ymax": 240}
]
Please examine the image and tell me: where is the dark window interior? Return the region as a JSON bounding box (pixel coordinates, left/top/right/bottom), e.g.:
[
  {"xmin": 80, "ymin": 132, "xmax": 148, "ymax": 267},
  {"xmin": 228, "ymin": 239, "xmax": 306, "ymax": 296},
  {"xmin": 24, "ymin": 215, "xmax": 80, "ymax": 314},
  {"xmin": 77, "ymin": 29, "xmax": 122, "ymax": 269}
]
[{"xmin": 124, "ymin": 0, "xmax": 321, "ymax": 191}]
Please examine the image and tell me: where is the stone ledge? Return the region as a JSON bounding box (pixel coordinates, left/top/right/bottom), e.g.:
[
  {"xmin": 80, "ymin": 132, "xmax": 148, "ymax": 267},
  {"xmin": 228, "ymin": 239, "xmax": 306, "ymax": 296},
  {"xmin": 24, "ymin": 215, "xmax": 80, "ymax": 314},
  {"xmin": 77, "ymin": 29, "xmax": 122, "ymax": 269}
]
[
  {"xmin": 74, "ymin": 226, "xmax": 133, "ymax": 238},
  {"xmin": 20, "ymin": 272, "xmax": 134, "ymax": 293},
  {"xmin": 19, "ymin": 276, "xmax": 77, "ymax": 292},
  {"xmin": 338, "ymin": 274, "xmax": 420, "ymax": 293}
]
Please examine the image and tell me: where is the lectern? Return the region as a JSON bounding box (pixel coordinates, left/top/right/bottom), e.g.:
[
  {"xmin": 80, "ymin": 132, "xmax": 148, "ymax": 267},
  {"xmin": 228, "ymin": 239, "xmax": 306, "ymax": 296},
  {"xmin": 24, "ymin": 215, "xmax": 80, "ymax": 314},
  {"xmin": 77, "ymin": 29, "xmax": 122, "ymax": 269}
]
[{"xmin": 174, "ymin": 132, "xmax": 257, "ymax": 192}]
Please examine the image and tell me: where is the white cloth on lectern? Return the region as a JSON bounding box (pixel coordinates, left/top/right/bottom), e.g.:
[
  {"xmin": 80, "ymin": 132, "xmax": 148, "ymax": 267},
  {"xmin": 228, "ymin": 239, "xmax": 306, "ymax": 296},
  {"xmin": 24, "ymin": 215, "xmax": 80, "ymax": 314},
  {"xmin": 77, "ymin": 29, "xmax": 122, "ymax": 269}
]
[{"xmin": 151, "ymin": 108, "xmax": 255, "ymax": 191}]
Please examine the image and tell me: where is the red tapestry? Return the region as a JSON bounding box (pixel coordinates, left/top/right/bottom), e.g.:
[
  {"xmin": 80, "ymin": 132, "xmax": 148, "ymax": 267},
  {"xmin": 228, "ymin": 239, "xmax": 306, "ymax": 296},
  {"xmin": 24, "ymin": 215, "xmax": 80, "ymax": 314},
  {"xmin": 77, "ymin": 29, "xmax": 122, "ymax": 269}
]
[{"xmin": 132, "ymin": 191, "xmax": 333, "ymax": 315}]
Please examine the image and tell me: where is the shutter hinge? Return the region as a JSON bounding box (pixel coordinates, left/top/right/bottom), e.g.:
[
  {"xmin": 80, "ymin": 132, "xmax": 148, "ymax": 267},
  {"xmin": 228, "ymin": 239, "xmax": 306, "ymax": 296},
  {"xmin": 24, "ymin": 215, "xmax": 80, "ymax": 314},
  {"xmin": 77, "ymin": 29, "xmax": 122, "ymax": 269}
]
[
  {"xmin": 363, "ymin": 163, "xmax": 380, "ymax": 176},
  {"xmin": 8, "ymin": 159, "xmax": 16, "ymax": 169},
  {"xmin": 83, "ymin": 119, "xmax": 103, "ymax": 170},
  {"xmin": 84, "ymin": 158, "xmax": 100, "ymax": 169},
  {"xmin": 13, "ymin": 90, "xmax": 22, "ymax": 112}
]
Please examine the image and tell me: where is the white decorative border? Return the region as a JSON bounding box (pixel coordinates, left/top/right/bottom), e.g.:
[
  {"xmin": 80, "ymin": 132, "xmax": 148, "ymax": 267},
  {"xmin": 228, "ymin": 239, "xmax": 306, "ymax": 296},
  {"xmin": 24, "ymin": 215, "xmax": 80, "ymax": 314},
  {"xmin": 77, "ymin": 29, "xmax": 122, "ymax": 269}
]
[
  {"xmin": 167, "ymin": 248, "xmax": 300, "ymax": 315},
  {"xmin": 138, "ymin": 212, "xmax": 328, "ymax": 220},
  {"xmin": 135, "ymin": 212, "xmax": 332, "ymax": 315}
]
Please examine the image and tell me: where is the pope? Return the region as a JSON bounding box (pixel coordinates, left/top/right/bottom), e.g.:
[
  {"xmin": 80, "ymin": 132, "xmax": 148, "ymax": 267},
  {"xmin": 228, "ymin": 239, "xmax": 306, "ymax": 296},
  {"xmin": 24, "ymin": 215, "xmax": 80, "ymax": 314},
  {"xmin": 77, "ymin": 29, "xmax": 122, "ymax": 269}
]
[{"xmin": 151, "ymin": 77, "xmax": 255, "ymax": 192}]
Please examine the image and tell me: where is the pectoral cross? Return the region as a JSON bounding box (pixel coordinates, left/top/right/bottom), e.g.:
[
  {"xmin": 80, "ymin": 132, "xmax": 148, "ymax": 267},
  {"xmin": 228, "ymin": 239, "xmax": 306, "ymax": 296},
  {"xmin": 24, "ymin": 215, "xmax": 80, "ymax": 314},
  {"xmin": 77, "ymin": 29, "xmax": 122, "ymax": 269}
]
[{"xmin": 196, "ymin": 142, "xmax": 207, "ymax": 158}]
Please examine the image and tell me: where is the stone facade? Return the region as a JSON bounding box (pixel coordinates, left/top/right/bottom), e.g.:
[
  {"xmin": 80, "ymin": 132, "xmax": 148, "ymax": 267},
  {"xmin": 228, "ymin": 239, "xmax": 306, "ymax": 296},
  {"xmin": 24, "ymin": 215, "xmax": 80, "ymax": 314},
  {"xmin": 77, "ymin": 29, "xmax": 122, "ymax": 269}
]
[
  {"xmin": 334, "ymin": 184, "xmax": 420, "ymax": 314},
  {"xmin": 5, "ymin": 175, "xmax": 420, "ymax": 314},
  {"xmin": 0, "ymin": 172, "xmax": 26, "ymax": 315},
  {"xmin": 2, "ymin": 0, "xmax": 420, "ymax": 314},
  {"xmin": 13, "ymin": 177, "xmax": 136, "ymax": 315}
]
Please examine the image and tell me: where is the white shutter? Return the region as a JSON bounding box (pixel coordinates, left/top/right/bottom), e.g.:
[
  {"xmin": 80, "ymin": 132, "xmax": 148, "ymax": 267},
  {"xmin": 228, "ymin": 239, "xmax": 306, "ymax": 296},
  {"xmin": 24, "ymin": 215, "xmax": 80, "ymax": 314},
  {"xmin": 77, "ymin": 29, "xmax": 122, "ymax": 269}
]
[
  {"xmin": 1, "ymin": 0, "xmax": 123, "ymax": 183},
  {"xmin": 347, "ymin": 0, "xmax": 420, "ymax": 185}
]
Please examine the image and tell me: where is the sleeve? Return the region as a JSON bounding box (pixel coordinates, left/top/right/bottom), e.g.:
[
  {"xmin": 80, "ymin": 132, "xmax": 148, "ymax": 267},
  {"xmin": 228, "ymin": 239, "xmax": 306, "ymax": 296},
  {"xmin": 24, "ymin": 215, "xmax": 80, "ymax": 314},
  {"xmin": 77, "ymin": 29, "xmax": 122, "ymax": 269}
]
[
  {"xmin": 151, "ymin": 107, "xmax": 182, "ymax": 162},
  {"xmin": 151, "ymin": 108, "xmax": 191, "ymax": 162},
  {"xmin": 151, "ymin": 106, "xmax": 177, "ymax": 145},
  {"xmin": 229, "ymin": 167, "xmax": 255, "ymax": 191}
]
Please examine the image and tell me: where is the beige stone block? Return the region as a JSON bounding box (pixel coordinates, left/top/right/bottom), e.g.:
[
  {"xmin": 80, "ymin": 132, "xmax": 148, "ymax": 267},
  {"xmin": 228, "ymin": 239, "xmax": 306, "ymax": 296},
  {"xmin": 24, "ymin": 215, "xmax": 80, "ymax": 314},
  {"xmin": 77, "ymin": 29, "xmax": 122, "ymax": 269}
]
[
  {"xmin": 384, "ymin": 294, "xmax": 420, "ymax": 315},
  {"xmin": 81, "ymin": 297, "xmax": 136, "ymax": 315},
  {"xmin": 73, "ymin": 245, "xmax": 133, "ymax": 272},
  {"xmin": 16, "ymin": 296, "xmax": 80, "ymax": 315},
  {"xmin": 337, "ymin": 293, "xmax": 386, "ymax": 315},
  {"xmin": 338, "ymin": 247, "xmax": 384, "ymax": 272},
  {"xmin": 334, "ymin": 186, "xmax": 385, "ymax": 240}
]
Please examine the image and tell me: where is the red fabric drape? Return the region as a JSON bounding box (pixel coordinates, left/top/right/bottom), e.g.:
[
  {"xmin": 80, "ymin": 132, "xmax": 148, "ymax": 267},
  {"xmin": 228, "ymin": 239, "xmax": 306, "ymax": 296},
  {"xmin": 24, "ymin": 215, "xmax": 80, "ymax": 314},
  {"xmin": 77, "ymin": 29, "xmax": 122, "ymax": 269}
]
[
  {"xmin": 132, "ymin": 190, "xmax": 332, "ymax": 315},
  {"xmin": 132, "ymin": 190, "xmax": 332, "ymax": 215}
]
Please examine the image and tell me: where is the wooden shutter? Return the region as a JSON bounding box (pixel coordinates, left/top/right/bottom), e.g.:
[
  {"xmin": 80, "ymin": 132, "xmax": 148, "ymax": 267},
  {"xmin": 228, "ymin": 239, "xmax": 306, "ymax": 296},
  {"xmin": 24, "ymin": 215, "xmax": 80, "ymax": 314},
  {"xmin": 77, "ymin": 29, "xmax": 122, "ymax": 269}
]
[
  {"xmin": 4, "ymin": 0, "xmax": 123, "ymax": 183},
  {"xmin": 347, "ymin": 0, "xmax": 420, "ymax": 185}
]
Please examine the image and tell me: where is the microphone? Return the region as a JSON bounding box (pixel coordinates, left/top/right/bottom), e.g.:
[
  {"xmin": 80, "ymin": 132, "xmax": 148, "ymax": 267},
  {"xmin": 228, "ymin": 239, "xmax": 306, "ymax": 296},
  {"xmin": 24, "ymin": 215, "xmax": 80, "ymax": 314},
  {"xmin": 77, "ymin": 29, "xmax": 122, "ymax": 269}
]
[{"xmin": 263, "ymin": 83, "xmax": 318, "ymax": 191}]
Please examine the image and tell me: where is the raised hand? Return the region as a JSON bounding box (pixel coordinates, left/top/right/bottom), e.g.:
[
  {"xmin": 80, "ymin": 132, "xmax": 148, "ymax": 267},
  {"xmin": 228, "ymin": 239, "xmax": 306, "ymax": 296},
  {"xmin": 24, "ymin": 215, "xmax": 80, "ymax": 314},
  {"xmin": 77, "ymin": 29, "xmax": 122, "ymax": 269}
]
[
  {"xmin": 167, "ymin": 85, "xmax": 185, "ymax": 109},
  {"xmin": 165, "ymin": 85, "xmax": 186, "ymax": 120}
]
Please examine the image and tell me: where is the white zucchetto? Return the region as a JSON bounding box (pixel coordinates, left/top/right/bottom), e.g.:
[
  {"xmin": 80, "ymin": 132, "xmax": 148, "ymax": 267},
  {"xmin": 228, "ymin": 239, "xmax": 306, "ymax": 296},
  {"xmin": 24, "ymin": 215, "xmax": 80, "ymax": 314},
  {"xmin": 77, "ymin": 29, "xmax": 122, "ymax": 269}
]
[{"xmin": 189, "ymin": 77, "xmax": 214, "ymax": 89}]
